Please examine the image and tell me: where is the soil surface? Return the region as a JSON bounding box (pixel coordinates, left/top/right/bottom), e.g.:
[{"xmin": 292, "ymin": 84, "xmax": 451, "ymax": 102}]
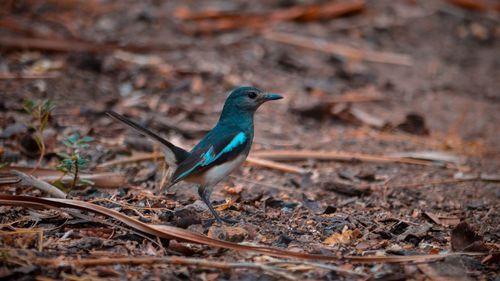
[{"xmin": 1, "ymin": 0, "xmax": 499, "ymax": 280}]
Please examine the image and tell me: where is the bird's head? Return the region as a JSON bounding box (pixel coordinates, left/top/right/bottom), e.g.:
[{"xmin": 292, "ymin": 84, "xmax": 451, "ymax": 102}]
[{"xmin": 223, "ymin": 86, "xmax": 283, "ymax": 113}]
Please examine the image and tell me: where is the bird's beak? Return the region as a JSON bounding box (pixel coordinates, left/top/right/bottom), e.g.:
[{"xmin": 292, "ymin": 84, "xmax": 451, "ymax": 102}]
[{"xmin": 264, "ymin": 94, "xmax": 283, "ymax": 101}]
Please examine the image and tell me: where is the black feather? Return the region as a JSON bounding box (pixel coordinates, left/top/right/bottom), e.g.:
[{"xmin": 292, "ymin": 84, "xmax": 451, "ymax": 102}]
[{"xmin": 106, "ymin": 111, "xmax": 189, "ymax": 163}]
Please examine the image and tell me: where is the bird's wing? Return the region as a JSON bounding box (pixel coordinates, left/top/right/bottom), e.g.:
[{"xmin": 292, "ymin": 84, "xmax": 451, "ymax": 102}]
[
  {"xmin": 106, "ymin": 111, "xmax": 190, "ymax": 167},
  {"xmin": 172, "ymin": 131, "xmax": 249, "ymax": 183}
]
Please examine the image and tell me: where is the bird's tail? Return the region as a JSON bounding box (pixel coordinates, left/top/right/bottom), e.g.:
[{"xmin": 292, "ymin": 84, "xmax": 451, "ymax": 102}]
[{"xmin": 106, "ymin": 111, "xmax": 189, "ymax": 169}]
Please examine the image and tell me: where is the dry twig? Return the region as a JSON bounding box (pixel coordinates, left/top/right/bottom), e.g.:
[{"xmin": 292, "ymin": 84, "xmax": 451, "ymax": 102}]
[
  {"xmin": 0, "ymin": 73, "xmax": 59, "ymax": 79},
  {"xmin": 6, "ymin": 170, "xmax": 66, "ymax": 198},
  {"xmin": 388, "ymin": 175, "xmax": 499, "ymax": 189},
  {"xmin": 98, "ymin": 152, "xmax": 306, "ymax": 174},
  {"xmin": 246, "ymin": 156, "xmax": 307, "ymax": 174},
  {"xmin": 0, "ymin": 195, "xmax": 488, "ymax": 264},
  {"xmin": 262, "ymin": 30, "xmax": 412, "ymax": 66},
  {"xmin": 251, "ymin": 150, "xmax": 435, "ymax": 166},
  {"xmin": 442, "ymin": 0, "xmax": 500, "ymax": 11},
  {"xmin": 4, "ymin": 167, "xmax": 125, "ymax": 189},
  {"xmin": 176, "ymin": 1, "xmax": 365, "ymax": 33},
  {"xmin": 0, "ymin": 36, "xmax": 177, "ymax": 54}
]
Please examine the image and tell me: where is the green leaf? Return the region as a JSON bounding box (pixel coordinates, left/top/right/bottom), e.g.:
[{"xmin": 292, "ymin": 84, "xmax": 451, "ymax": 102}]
[
  {"xmin": 51, "ymin": 180, "xmax": 63, "ymax": 188},
  {"xmin": 57, "ymin": 152, "xmax": 71, "ymax": 159},
  {"xmin": 26, "ymin": 99, "xmax": 35, "ymax": 106},
  {"xmin": 56, "ymin": 165, "xmax": 67, "ymax": 174},
  {"xmin": 33, "ymin": 135, "xmax": 42, "ymax": 150},
  {"xmin": 41, "ymin": 113, "xmax": 49, "ymax": 131},
  {"xmin": 24, "ymin": 122, "xmax": 36, "ymax": 131},
  {"xmin": 51, "ymin": 180, "xmax": 67, "ymax": 192},
  {"xmin": 61, "ymin": 139, "xmax": 72, "ymax": 147},
  {"xmin": 63, "ymin": 159, "xmax": 73, "ymax": 172},
  {"xmin": 77, "ymin": 158, "xmax": 88, "ymax": 167},
  {"xmin": 23, "ymin": 99, "xmax": 35, "ymax": 112},
  {"xmin": 42, "ymin": 99, "xmax": 54, "ymax": 111},
  {"xmin": 81, "ymin": 136, "xmax": 94, "ymax": 142},
  {"xmin": 46, "ymin": 99, "xmax": 55, "ymax": 110}
]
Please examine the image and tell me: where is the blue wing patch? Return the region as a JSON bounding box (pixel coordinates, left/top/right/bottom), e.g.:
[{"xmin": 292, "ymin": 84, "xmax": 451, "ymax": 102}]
[
  {"xmin": 173, "ymin": 132, "xmax": 247, "ymax": 182},
  {"xmin": 202, "ymin": 132, "xmax": 246, "ymax": 166}
]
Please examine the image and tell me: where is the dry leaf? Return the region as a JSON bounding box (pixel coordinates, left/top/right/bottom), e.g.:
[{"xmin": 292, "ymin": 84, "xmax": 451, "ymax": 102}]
[
  {"xmin": 223, "ymin": 185, "xmax": 243, "ymax": 195},
  {"xmin": 423, "ymin": 212, "xmax": 461, "ymax": 226},
  {"xmin": 451, "ymin": 222, "xmax": 488, "ymax": 252},
  {"xmin": 324, "ymin": 226, "xmax": 361, "ymax": 245}
]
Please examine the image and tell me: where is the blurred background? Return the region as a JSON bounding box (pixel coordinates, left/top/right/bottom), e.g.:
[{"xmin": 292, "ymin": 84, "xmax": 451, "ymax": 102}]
[
  {"xmin": 1, "ymin": 0, "xmax": 499, "ymax": 152},
  {"xmin": 1, "ymin": 0, "xmax": 500, "ymax": 280},
  {"xmin": 1, "ymin": 1, "xmax": 500, "ymax": 202},
  {"xmin": 2, "ymin": 0, "xmax": 500, "ymax": 217}
]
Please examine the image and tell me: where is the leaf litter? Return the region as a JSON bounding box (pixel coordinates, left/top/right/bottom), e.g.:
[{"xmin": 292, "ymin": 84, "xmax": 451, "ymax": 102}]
[{"xmin": 0, "ymin": 0, "xmax": 499, "ymax": 280}]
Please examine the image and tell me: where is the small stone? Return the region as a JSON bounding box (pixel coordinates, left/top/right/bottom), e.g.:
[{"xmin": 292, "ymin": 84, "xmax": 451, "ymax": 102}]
[
  {"xmin": 470, "ymin": 23, "xmax": 488, "ymax": 40},
  {"xmin": 69, "ymin": 237, "xmax": 103, "ymax": 250},
  {"xmin": 276, "ymin": 234, "xmax": 293, "ymax": 245},
  {"xmin": 208, "ymin": 225, "xmax": 248, "ymax": 242},
  {"xmin": 174, "ymin": 205, "xmax": 202, "ymax": 228}
]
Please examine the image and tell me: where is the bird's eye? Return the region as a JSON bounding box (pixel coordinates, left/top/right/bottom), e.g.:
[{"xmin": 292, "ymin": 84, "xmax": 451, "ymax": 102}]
[{"xmin": 247, "ymin": 92, "xmax": 257, "ymax": 99}]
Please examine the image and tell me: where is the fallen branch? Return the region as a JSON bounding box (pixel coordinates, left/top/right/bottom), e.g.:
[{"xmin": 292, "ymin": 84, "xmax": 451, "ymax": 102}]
[
  {"xmin": 176, "ymin": 1, "xmax": 364, "ymax": 22},
  {"xmin": 0, "ymin": 195, "xmax": 487, "ymax": 263},
  {"xmin": 69, "ymin": 256, "xmax": 297, "ymax": 280},
  {"xmin": 4, "ymin": 167, "xmax": 125, "ymax": 189},
  {"xmin": 0, "ymin": 252, "xmax": 360, "ymax": 279},
  {"xmin": 442, "ymin": 0, "xmax": 500, "ymax": 11},
  {"xmin": 262, "ymin": 30, "xmax": 412, "ymax": 66},
  {"xmin": 388, "ymin": 174, "xmax": 500, "ymax": 189},
  {"xmin": 6, "ymin": 170, "xmax": 66, "ymax": 198},
  {"xmin": 0, "ymin": 36, "xmax": 179, "ymax": 54},
  {"xmin": 0, "ymin": 36, "xmax": 121, "ymax": 53},
  {"xmin": 0, "ymin": 73, "xmax": 60, "ymax": 79},
  {"xmin": 323, "ymin": 91, "xmax": 386, "ymax": 104},
  {"xmin": 251, "ymin": 150, "xmax": 436, "ymax": 166},
  {"xmin": 98, "ymin": 152, "xmax": 306, "ymax": 174},
  {"xmin": 176, "ymin": 1, "xmax": 365, "ymax": 33},
  {"xmin": 246, "ymin": 156, "xmax": 307, "ymax": 174},
  {"xmin": 51, "ymin": 256, "xmax": 363, "ymax": 277},
  {"xmin": 291, "ymin": 90, "xmax": 386, "ymax": 114}
]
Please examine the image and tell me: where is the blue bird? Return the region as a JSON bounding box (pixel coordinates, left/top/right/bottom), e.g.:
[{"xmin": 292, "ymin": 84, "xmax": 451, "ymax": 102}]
[{"xmin": 107, "ymin": 87, "xmax": 283, "ymax": 223}]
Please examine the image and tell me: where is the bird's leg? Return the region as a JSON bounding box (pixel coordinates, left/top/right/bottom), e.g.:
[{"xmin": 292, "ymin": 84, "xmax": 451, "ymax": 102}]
[{"xmin": 198, "ymin": 185, "xmax": 238, "ymax": 224}]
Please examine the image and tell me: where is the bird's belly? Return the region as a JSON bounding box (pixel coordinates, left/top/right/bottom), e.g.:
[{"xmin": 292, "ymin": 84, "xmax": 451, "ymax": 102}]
[{"xmin": 199, "ymin": 154, "xmax": 247, "ymax": 186}]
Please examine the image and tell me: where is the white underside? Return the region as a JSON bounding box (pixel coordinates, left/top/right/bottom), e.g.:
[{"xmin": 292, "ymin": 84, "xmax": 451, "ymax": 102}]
[{"xmin": 185, "ymin": 154, "xmax": 247, "ymax": 187}]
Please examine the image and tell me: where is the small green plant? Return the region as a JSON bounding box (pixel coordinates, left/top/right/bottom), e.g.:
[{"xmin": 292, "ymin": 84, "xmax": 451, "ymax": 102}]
[
  {"xmin": 55, "ymin": 133, "xmax": 94, "ymax": 191},
  {"xmin": 23, "ymin": 99, "xmax": 55, "ymax": 172}
]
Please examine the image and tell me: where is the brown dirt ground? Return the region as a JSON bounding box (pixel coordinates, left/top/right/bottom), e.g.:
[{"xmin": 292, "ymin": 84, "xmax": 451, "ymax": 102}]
[{"xmin": 0, "ymin": 0, "xmax": 499, "ymax": 280}]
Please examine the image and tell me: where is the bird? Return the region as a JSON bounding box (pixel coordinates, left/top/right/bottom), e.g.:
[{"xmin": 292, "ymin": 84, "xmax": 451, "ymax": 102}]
[{"xmin": 107, "ymin": 87, "xmax": 283, "ymax": 223}]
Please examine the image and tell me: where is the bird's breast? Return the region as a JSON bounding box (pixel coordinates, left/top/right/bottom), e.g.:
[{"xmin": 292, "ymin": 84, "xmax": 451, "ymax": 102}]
[{"xmin": 190, "ymin": 153, "xmax": 247, "ymax": 187}]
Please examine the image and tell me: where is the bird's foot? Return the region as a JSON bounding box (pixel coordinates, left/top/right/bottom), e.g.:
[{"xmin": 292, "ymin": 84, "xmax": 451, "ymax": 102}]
[
  {"xmin": 219, "ymin": 215, "xmax": 239, "ymax": 224},
  {"xmin": 200, "ymin": 193, "xmax": 239, "ymax": 224},
  {"xmin": 206, "ymin": 214, "xmax": 239, "ymax": 224}
]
